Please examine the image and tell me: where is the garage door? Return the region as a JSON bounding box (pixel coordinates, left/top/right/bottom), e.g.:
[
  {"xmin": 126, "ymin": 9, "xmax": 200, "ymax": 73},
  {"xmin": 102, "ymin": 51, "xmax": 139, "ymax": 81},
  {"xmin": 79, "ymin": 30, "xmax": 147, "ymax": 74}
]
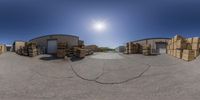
[
  {"xmin": 156, "ymin": 43, "xmax": 167, "ymax": 54},
  {"xmin": 47, "ymin": 40, "xmax": 57, "ymax": 54}
]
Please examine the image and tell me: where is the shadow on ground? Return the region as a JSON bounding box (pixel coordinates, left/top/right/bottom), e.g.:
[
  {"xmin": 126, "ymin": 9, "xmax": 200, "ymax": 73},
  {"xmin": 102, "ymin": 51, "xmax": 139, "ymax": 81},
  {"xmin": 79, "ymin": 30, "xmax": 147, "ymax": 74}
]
[
  {"xmin": 70, "ymin": 57, "xmax": 84, "ymax": 62},
  {"xmin": 40, "ymin": 55, "xmax": 64, "ymax": 61}
]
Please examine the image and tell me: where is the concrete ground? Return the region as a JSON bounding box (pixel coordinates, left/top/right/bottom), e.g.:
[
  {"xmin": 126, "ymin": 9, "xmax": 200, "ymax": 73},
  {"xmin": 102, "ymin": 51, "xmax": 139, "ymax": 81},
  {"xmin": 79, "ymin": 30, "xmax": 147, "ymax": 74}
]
[{"xmin": 0, "ymin": 52, "xmax": 200, "ymax": 100}]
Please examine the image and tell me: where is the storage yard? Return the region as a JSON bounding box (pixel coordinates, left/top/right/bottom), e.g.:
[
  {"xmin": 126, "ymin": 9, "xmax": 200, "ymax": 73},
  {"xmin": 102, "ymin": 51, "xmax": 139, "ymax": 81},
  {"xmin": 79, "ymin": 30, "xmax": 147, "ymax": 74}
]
[
  {"xmin": 0, "ymin": 34, "xmax": 200, "ymax": 100},
  {"xmin": 0, "ymin": 52, "xmax": 200, "ymax": 100},
  {"xmin": 125, "ymin": 35, "xmax": 200, "ymax": 61}
]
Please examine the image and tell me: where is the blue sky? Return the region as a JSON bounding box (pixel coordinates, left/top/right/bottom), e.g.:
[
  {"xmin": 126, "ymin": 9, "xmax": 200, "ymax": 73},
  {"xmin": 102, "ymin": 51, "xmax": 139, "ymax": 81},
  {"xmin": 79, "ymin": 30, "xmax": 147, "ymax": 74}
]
[{"xmin": 0, "ymin": 0, "xmax": 200, "ymax": 48}]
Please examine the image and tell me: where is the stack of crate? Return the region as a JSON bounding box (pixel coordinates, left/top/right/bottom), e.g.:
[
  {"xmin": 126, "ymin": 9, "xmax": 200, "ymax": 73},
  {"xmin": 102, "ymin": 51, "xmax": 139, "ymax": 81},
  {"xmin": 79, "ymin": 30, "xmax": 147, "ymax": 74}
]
[
  {"xmin": 57, "ymin": 42, "xmax": 67, "ymax": 58},
  {"xmin": 174, "ymin": 35, "xmax": 185, "ymax": 59},
  {"xmin": 192, "ymin": 37, "xmax": 200, "ymax": 57},
  {"xmin": 167, "ymin": 35, "xmax": 200, "ymax": 61},
  {"xmin": 182, "ymin": 49, "xmax": 195, "ymax": 61},
  {"xmin": 27, "ymin": 42, "xmax": 37, "ymax": 57},
  {"xmin": 142, "ymin": 44, "xmax": 151, "ymax": 56}
]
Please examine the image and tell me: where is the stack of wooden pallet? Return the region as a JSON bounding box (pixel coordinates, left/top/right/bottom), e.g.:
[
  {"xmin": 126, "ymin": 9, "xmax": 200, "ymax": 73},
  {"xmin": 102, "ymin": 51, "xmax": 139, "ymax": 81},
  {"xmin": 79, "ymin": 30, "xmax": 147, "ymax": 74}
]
[
  {"xmin": 125, "ymin": 42, "xmax": 143, "ymax": 54},
  {"xmin": 0, "ymin": 46, "xmax": 2, "ymax": 54},
  {"xmin": 27, "ymin": 42, "xmax": 37, "ymax": 57},
  {"xmin": 142, "ymin": 45, "xmax": 151, "ymax": 56},
  {"xmin": 16, "ymin": 46, "xmax": 24, "ymax": 55},
  {"xmin": 124, "ymin": 43, "xmax": 129, "ymax": 54},
  {"xmin": 78, "ymin": 40, "xmax": 85, "ymax": 48},
  {"xmin": 74, "ymin": 47, "xmax": 86, "ymax": 58},
  {"xmin": 57, "ymin": 42, "xmax": 67, "ymax": 58}
]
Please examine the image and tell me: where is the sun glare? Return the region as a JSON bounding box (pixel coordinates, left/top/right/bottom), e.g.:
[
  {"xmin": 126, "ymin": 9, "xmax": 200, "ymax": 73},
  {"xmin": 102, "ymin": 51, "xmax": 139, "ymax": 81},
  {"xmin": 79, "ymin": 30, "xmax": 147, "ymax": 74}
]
[{"xmin": 93, "ymin": 21, "xmax": 106, "ymax": 32}]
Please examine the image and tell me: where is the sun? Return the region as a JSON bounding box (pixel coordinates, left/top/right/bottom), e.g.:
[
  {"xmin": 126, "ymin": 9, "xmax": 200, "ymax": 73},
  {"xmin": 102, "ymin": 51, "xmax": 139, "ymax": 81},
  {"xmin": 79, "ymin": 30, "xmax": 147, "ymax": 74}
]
[{"xmin": 93, "ymin": 21, "xmax": 106, "ymax": 32}]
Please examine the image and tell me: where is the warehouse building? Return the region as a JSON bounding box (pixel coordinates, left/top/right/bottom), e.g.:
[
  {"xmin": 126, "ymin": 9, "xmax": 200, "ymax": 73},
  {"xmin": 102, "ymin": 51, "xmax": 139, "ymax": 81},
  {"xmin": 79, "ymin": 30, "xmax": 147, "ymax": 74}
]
[
  {"xmin": 29, "ymin": 34, "xmax": 80, "ymax": 54},
  {"xmin": 131, "ymin": 38, "xmax": 170, "ymax": 54},
  {"xmin": 0, "ymin": 44, "xmax": 7, "ymax": 54},
  {"xmin": 12, "ymin": 41, "xmax": 26, "ymax": 52}
]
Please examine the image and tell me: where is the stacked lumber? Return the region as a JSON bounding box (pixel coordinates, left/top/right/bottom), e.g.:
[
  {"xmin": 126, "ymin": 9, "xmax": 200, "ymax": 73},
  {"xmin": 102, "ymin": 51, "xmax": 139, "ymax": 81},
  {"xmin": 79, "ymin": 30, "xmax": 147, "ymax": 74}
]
[
  {"xmin": 167, "ymin": 35, "xmax": 200, "ymax": 61},
  {"xmin": 57, "ymin": 43, "xmax": 67, "ymax": 58},
  {"xmin": 142, "ymin": 45, "xmax": 151, "ymax": 56}
]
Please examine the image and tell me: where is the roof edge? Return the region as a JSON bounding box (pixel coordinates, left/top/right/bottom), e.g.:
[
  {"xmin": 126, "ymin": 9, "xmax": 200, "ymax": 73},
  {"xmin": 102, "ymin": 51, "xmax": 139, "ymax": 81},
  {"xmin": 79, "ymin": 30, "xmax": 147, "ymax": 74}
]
[
  {"xmin": 29, "ymin": 34, "xmax": 79, "ymax": 41},
  {"xmin": 131, "ymin": 37, "xmax": 170, "ymax": 42}
]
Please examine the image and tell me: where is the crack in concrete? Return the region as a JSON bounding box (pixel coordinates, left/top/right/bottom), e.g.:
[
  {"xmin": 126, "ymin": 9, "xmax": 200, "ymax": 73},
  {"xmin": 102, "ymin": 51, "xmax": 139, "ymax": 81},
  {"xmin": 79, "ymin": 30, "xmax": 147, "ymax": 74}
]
[{"xmin": 69, "ymin": 60, "xmax": 152, "ymax": 85}]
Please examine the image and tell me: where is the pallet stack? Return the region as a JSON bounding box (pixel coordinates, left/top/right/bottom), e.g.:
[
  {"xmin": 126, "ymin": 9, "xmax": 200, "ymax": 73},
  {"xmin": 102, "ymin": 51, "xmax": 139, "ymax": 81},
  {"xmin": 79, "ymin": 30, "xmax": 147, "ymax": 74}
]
[
  {"xmin": 57, "ymin": 42, "xmax": 67, "ymax": 58},
  {"xmin": 16, "ymin": 42, "xmax": 39, "ymax": 57},
  {"xmin": 167, "ymin": 35, "xmax": 200, "ymax": 61},
  {"xmin": 125, "ymin": 42, "xmax": 142, "ymax": 54},
  {"xmin": 0, "ymin": 46, "xmax": 2, "ymax": 54},
  {"xmin": 125, "ymin": 43, "xmax": 129, "ymax": 54},
  {"xmin": 142, "ymin": 45, "xmax": 151, "ymax": 56},
  {"xmin": 27, "ymin": 42, "xmax": 37, "ymax": 57},
  {"xmin": 192, "ymin": 37, "xmax": 200, "ymax": 57},
  {"xmin": 75, "ymin": 48, "xmax": 86, "ymax": 58}
]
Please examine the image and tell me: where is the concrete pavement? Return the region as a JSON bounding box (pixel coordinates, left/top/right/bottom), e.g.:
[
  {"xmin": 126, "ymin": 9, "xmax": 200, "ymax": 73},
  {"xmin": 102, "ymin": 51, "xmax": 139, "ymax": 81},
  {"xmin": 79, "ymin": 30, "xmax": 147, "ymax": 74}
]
[{"xmin": 0, "ymin": 52, "xmax": 200, "ymax": 100}]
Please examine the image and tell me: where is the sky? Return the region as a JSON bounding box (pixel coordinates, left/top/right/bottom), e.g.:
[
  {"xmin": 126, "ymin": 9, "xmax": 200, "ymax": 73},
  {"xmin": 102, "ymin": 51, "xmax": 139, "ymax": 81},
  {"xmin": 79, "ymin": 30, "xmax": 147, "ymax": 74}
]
[{"xmin": 0, "ymin": 0, "xmax": 200, "ymax": 48}]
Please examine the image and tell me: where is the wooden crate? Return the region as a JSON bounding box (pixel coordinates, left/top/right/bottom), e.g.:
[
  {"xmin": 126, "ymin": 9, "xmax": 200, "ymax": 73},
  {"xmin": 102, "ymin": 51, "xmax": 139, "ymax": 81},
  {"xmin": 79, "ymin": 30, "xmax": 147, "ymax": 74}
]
[
  {"xmin": 176, "ymin": 40, "xmax": 186, "ymax": 49},
  {"xmin": 142, "ymin": 49, "xmax": 151, "ymax": 56},
  {"xmin": 194, "ymin": 50, "xmax": 200, "ymax": 58},
  {"xmin": 174, "ymin": 35, "xmax": 184, "ymax": 42},
  {"xmin": 186, "ymin": 38, "xmax": 193, "ymax": 44},
  {"xmin": 192, "ymin": 43, "xmax": 199, "ymax": 50},
  {"xmin": 182, "ymin": 50, "xmax": 195, "ymax": 61},
  {"xmin": 176, "ymin": 50, "xmax": 182, "ymax": 59},
  {"xmin": 173, "ymin": 50, "xmax": 176, "ymax": 57},
  {"xmin": 192, "ymin": 37, "xmax": 200, "ymax": 43}
]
